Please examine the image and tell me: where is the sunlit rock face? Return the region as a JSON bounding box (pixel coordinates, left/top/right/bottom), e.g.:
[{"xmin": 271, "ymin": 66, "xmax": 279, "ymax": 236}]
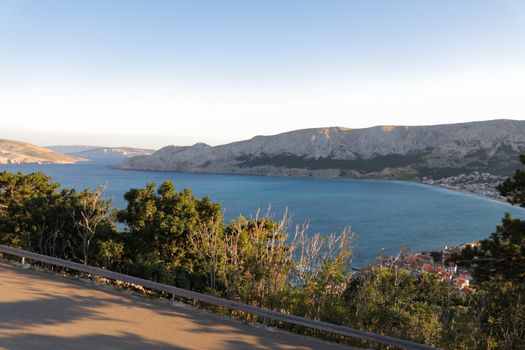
[{"xmin": 0, "ymin": 140, "xmax": 84, "ymax": 164}]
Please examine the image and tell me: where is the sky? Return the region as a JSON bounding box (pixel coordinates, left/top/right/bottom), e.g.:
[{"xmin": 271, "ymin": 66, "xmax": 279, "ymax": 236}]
[{"xmin": 0, "ymin": 0, "xmax": 525, "ymax": 149}]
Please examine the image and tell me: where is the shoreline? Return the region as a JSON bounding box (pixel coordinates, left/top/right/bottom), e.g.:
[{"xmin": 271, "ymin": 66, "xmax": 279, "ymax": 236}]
[
  {"xmin": 3, "ymin": 162, "xmax": 513, "ymax": 204},
  {"xmin": 415, "ymin": 181, "xmax": 510, "ymax": 206},
  {"xmin": 113, "ymin": 164, "xmax": 514, "ymax": 206}
]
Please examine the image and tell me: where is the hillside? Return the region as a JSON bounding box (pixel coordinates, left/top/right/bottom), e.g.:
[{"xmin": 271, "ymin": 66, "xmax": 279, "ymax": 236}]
[
  {"xmin": 0, "ymin": 140, "xmax": 83, "ymax": 164},
  {"xmin": 117, "ymin": 119, "xmax": 525, "ymax": 179},
  {"xmin": 49, "ymin": 146, "xmax": 154, "ymax": 162}
]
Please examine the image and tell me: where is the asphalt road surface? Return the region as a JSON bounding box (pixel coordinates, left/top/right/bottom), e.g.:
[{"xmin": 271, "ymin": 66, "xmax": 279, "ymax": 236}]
[{"xmin": 0, "ymin": 262, "xmax": 352, "ymax": 350}]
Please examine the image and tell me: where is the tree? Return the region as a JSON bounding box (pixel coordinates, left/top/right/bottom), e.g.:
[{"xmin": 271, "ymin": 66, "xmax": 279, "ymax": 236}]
[
  {"xmin": 498, "ymin": 154, "xmax": 525, "ymax": 207},
  {"xmin": 221, "ymin": 211, "xmax": 296, "ymax": 308},
  {"xmin": 96, "ymin": 238, "xmax": 124, "ymax": 270},
  {"xmin": 117, "ymin": 181, "xmax": 223, "ymax": 288},
  {"xmin": 188, "ymin": 214, "xmax": 226, "ymax": 293},
  {"xmin": 19, "ymin": 188, "xmax": 77, "ymax": 259},
  {"xmin": 0, "ymin": 171, "xmax": 116, "ymax": 264},
  {"xmin": 0, "ymin": 171, "xmax": 60, "ymax": 248},
  {"xmin": 453, "ymin": 156, "xmax": 525, "ymax": 284},
  {"xmin": 72, "ymin": 186, "xmax": 114, "ymax": 265},
  {"xmin": 342, "ymin": 267, "xmax": 474, "ymax": 349}
]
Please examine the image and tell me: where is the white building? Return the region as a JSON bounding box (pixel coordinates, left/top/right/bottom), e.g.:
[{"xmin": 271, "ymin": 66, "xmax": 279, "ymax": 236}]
[{"xmin": 444, "ymin": 263, "xmax": 457, "ymax": 274}]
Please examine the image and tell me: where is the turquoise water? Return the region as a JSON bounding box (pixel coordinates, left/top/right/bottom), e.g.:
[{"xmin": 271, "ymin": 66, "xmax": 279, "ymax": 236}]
[{"xmin": 2, "ymin": 161, "xmax": 524, "ymax": 266}]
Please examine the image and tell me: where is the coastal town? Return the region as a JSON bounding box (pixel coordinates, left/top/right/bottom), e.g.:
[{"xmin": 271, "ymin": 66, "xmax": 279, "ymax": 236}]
[
  {"xmin": 421, "ymin": 171, "xmax": 507, "ymax": 201},
  {"xmin": 375, "ymin": 242, "xmax": 480, "ymax": 295}
]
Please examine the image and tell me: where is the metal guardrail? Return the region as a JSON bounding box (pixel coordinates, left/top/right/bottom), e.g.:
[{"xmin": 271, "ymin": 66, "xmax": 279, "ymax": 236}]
[{"xmin": 0, "ymin": 245, "xmax": 439, "ymax": 350}]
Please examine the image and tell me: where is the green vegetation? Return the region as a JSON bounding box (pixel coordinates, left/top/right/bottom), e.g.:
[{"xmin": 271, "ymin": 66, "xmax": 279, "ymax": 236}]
[
  {"xmin": 237, "ymin": 152, "xmax": 428, "ymax": 174},
  {"xmin": 2, "ymin": 158, "xmax": 525, "ymax": 349},
  {"xmin": 235, "ymin": 145, "xmax": 522, "ymax": 179}
]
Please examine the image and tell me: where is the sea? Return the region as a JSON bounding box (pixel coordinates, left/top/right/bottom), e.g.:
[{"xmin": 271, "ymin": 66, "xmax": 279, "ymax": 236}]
[{"xmin": 2, "ymin": 161, "xmax": 524, "ymax": 267}]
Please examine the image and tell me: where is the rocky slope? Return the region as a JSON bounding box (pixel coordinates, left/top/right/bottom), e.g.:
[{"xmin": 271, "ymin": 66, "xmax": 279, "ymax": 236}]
[
  {"xmin": 0, "ymin": 140, "xmax": 83, "ymax": 164},
  {"xmin": 117, "ymin": 119, "xmax": 525, "ymax": 179}
]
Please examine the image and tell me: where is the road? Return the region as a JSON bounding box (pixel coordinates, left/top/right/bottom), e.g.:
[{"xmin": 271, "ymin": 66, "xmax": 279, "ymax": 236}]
[{"xmin": 0, "ymin": 262, "xmax": 352, "ymax": 350}]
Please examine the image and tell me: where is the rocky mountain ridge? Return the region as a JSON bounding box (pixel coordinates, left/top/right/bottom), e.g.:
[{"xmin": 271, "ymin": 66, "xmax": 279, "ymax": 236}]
[{"xmin": 116, "ymin": 119, "xmax": 525, "ymax": 179}]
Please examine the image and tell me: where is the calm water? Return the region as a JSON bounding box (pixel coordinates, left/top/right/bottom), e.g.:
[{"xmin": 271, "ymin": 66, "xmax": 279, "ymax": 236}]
[{"xmin": 2, "ymin": 161, "xmax": 524, "ymax": 266}]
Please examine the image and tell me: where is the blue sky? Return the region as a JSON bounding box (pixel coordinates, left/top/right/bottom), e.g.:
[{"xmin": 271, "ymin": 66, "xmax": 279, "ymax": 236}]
[{"xmin": 1, "ymin": 0, "xmax": 524, "ymax": 148}]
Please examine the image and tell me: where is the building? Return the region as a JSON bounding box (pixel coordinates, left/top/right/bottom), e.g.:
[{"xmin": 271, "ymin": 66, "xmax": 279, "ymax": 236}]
[{"xmin": 444, "ymin": 263, "xmax": 457, "ymax": 274}]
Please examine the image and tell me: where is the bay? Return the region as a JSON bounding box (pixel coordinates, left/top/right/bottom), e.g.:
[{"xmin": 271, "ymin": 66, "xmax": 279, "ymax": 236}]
[{"xmin": 2, "ymin": 161, "xmax": 523, "ymax": 266}]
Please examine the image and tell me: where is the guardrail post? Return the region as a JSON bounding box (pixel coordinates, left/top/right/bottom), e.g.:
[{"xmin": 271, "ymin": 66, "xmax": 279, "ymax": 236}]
[{"xmin": 21, "ymin": 257, "xmax": 25, "ymax": 265}]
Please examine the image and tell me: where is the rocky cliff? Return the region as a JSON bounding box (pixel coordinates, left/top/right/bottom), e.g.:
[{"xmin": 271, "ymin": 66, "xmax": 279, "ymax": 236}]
[{"xmin": 117, "ymin": 119, "xmax": 525, "ymax": 179}]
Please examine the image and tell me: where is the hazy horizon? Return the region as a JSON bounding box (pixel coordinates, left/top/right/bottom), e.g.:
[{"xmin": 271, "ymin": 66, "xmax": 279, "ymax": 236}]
[
  {"xmin": 2, "ymin": 117, "xmax": 522, "ymax": 150},
  {"xmin": 1, "ymin": 0, "xmax": 525, "ymax": 148}
]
